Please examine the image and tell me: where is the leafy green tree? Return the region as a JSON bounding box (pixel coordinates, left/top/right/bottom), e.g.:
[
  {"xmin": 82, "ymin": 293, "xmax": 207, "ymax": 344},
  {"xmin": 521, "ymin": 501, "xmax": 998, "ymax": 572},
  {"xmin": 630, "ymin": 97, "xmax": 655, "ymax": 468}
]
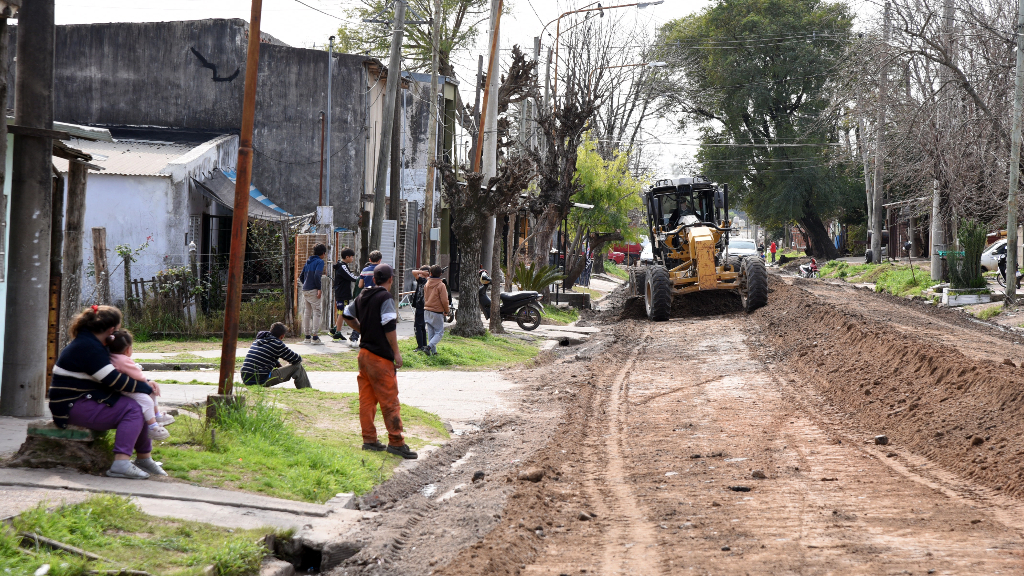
[
  {"xmin": 568, "ymin": 133, "xmax": 646, "ymax": 275},
  {"xmin": 336, "ymin": 0, "xmax": 488, "ymax": 77},
  {"xmin": 656, "ymin": 0, "xmax": 860, "ymax": 258}
]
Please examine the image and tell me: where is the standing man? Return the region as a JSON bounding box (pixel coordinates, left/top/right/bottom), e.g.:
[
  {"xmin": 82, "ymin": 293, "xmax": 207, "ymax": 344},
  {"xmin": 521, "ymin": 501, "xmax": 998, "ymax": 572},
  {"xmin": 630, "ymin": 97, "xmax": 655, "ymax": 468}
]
[
  {"xmin": 351, "ymin": 250, "xmax": 383, "ymax": 348},
  {"xmin": 769, "ymin": 240, "xmax": 777, "ymax": 264},
  {"xmin": 342, "ymin": 264, "xmax": 417, "ymax": 460},
  {"xmin": 331, "ymin": 248, "xmax": 361, "ymax": 341},
  {"xmin": 422, "ymin": 265, "xmax": 450, "ymax": 356},
  {"xmin": 411, "ymin": 266, "xmax": 430, "ymax": 352},
  {"xmin": 299, "ymin": 243, "xmax": 327, "ymax": 345}
]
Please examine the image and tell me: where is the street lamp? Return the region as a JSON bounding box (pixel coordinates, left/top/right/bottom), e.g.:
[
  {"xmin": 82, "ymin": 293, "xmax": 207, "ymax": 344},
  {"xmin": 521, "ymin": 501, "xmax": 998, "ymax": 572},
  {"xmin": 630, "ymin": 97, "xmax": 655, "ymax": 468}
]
[
  {"xmin": 552, "ymin": 0, "xmax": 664, "ymax": 100},
  {"xmin": 587, "ymin": 61, "xmax": 667, "ymax": 98}
]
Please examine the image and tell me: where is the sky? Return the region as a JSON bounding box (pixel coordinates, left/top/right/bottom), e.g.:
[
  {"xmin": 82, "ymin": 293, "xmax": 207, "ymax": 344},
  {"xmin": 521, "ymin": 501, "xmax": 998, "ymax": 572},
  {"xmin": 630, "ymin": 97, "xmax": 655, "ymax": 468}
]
[{"xmin": 49, "ymin": 0, "xmax": 715, "ymax": 175}]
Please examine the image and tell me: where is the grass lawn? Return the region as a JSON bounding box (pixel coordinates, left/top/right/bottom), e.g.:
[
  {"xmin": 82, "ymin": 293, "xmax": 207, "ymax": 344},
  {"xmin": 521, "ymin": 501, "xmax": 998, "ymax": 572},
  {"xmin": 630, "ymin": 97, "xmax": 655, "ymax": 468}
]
[
  {"xmin": 819, "ymin": 260, "xmax": 939, "ymax": 298},
  {"xmin": 153, "ymin": 387, "xmax": 448, "ymax": 503},
  {"xmin": 295, "ymin": 333, "xmax": 538, "ymax": 372},
  {"xmin": 543, "ymin": 304, "xmax": 579, "ymax": 325},
  {"xmin": 572, "ymin": 285, "xmax": 602, "ymax": 298},
  {"xmin": 602, "ymin": 263, "xmax": 629, "ymax": 281},
  {"xmin": 2, "ymin": 495, "xmax": 268, "ymax": 576},
  {"xmin": 131, "ymin": 337, "xmax": 224, "ymax": 353}
]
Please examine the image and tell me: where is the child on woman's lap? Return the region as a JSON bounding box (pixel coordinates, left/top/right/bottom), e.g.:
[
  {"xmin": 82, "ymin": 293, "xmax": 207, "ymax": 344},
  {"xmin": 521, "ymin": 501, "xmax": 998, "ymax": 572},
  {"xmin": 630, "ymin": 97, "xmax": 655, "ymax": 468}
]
[{"xmin": 108, "ymin": 331, "xmax": 173, "ymax": 441}]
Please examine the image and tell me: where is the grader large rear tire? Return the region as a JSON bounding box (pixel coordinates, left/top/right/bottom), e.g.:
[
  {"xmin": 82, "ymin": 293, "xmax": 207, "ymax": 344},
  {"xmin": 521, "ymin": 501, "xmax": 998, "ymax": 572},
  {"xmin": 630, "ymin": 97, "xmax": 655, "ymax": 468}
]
[
  {"xmin": 629, "ymin": 268, "xmax": 647, "ymax": 298},
  {"xmin": 725, "ymin": 256, "xmax": 742, "ymax": 273},
  {"xmin": 645, "ymin": 265, "xmax": 672, "ymax": 321},
  {"xmin": 741, "ymin": 257, "xmax": 768, "ymax": 312}
]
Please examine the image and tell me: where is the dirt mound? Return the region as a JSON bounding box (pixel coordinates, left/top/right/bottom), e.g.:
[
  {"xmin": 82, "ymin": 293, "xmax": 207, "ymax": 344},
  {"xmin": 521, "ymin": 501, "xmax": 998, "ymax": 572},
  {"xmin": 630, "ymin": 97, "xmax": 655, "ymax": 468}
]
[
  {"xmin": 780, "ymin": 257, "xmax": 812, "ymax": 273},
  {"xmin": 752, "ymin": 275, "xmax": 1024, "ymax": 499}
]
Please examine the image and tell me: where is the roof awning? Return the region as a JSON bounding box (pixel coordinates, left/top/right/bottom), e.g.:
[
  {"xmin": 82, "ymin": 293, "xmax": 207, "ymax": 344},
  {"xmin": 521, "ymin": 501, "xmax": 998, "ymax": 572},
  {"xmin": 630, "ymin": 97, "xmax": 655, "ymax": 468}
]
[{"xmin": 192, "ymin": 169, "xmax": 291, "ymax": 221}]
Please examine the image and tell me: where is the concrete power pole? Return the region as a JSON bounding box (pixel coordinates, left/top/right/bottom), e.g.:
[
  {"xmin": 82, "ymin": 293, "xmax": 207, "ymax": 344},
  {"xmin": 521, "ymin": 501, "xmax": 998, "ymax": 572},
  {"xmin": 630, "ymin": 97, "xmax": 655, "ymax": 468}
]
[
  {"xmin": 1005, "ymin": 0, "xmax": 1024, "ymax": 306},
  {"xmin": 369, "ymin": 0, "xmax": 407, "ymax": 251},
  {"xmin": 480, "ymin": 0, "xmax": 501, "ymax": 271},
  {"xmin": 420, "ymin": 0, "xmax": 442, "ymax": 267},
  {"xmin": 871, "ymin": 1, "xmax": 890, "ymax": 264},
  {"xmin": 1, "ymin": 0, "xmax": 55, "ymax": 418},
  {"xmin": 326, "ymin": 36, "xmax": 334, "ymax": 207},
  {"xmin": 932, "ymin": 0, "xmax": 954, "ymax": 280}
]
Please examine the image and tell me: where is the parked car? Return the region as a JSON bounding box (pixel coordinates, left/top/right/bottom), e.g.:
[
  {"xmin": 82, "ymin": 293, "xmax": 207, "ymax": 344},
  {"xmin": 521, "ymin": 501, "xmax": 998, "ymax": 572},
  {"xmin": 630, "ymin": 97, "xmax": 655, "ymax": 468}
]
[
  {"xmin": 607, "ymin": 250, "xmax": 625, "ymax": 265},
  {"xmin": 981, "ymin": 239, "xmax": 1007, "ymax": 272},
  {"xmin": 728, "ymin": 238, "xmax": 759, "ymax": 259},
  {"xmin": 611, "ymin": 242, "xmax": 643, "ymax": 265}
]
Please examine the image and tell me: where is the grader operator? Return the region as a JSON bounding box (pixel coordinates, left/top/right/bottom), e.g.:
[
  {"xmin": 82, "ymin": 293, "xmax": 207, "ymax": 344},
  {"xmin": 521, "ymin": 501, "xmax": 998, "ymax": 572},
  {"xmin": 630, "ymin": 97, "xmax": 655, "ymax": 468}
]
[{"xmin": 627, "ymin": 177, "xmax": 768, "ymax": 320}]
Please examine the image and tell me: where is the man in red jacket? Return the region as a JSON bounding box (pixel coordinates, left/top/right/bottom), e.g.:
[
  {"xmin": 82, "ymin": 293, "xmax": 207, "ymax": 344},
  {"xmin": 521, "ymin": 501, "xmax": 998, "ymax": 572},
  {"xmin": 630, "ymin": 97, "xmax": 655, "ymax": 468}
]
[{"xmin": 769, "ymin": 240, "xmax": 777, "ymax": 264}]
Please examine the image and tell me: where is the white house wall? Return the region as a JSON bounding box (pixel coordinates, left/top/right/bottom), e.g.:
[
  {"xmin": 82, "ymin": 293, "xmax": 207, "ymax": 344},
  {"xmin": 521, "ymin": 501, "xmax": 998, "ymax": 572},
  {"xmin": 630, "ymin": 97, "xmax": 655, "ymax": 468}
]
[{"xmin": 76, "ymin": 174, "xmax": 183, "ymax": 306}]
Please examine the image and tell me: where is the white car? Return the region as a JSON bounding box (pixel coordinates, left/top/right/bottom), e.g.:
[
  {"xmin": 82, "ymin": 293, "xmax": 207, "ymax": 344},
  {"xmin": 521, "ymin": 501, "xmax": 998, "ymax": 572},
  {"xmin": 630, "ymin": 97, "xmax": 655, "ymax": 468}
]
[
  {"xmin": 981, "ymin": 239, "xmax": 1006, "ymax": 272},
  {"xmin": 727, "ymin": 238, "xmax": 759, "ymax": 259}
]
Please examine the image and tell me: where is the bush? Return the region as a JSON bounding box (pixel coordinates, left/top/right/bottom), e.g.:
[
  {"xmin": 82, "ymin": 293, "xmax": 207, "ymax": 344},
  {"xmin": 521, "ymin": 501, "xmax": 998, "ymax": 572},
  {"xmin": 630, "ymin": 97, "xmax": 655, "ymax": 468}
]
[
  {"xmin": 949, "ymin": 219, "xmax": 988, "ymax": 289},
  {"xmin": 511, "ymin": 262, "xmax": 566, "ymax": 292}
]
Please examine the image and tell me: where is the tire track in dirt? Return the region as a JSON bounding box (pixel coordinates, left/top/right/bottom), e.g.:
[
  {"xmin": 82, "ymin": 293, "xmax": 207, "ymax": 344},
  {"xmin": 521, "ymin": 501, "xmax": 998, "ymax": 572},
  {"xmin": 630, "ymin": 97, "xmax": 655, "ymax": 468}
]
[{"xmin": 582, "ymin": 329, "xmax": 664, "ymax": 576}]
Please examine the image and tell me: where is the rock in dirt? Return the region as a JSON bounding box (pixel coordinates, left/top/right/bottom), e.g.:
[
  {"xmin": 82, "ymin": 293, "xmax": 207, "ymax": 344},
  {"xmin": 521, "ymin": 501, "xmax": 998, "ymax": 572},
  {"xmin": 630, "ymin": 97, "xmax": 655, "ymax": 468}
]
[
  {"xmin": 517, "ymin": 467, "xmax": 545, "ymax": 482},
  {"xmin": 721, "ymin": 546, "xmax": 731, "ymax": 551},
  {"xmin": 1003, "ymin": 358, "xmax": 1016, "ymax": 367},
  {"xmin": 472, "ymin": 470, "xmax": 486, "ymax": 483},
  {"xmin": 577, "ymin": 512, "xmax": 592, "ymax": 521},
  {"xmin": 971, "ymin": 435, "xmax": 985, "ymax": 446},
  {"xmin": 728, "ymin": 486, "xmax": 751, "ymax": 492},
  {"xmin": 821, "ymin": 477, "xmax": 839, "ymax": 482},
  {"xmin": 260, "ymin": 558, "xmax": 295, "ymax": 576},
  {"xmin": 751, "ymin": 470, "xmax": 767, "ymax": 479},
  {"xmin": 874, "ymin": 435, "xmax": 889, "ymax": 446}
]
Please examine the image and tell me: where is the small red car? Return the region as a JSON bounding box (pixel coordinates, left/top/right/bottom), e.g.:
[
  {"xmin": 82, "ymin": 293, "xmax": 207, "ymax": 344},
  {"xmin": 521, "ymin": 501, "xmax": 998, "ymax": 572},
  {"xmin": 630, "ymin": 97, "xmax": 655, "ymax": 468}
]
[{"xmin": 607, "ymin": 250, "xmax": 625, "ymax": 264}]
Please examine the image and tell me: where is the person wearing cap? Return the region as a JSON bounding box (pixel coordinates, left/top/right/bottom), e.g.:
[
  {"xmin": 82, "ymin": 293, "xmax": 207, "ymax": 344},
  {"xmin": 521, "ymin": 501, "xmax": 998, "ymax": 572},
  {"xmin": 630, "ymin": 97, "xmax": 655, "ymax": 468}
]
[{"xmin": 341, "ymin": 263, "xmax": 417, "ymax": 460}]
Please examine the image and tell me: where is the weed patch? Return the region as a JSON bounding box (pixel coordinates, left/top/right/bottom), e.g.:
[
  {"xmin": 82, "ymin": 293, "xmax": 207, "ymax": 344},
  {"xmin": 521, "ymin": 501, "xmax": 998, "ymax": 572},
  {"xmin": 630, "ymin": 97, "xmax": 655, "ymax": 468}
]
[
  {"xmin": 3, "ymin": 495, "xmax": 266, "ymax": 576},
  {"xmin": 153, "ymin": 387, "xmax": 447, "ymax": 502},
  {"xmin": 602, "ymin": 264, "xmax": 629, "ymax": 281},
  {"xmin": 972, "ymin": 304, "xmax": 1003, "ymax": 320},
  {"xmin": 543, "ymin": 305, "xmax": 579, "ymax": 325},
  {"xmin": 819, "ymin": 261, "xmax": 938, "ymax": 297}
]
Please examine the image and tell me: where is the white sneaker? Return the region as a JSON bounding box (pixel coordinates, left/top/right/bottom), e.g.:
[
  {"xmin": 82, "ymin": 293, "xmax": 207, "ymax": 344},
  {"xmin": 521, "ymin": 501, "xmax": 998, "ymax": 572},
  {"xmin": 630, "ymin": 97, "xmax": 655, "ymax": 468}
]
[
  {"xmin": 155, "ymin": 413, "xmax": 175, "ymax": 425},
  {"xmin": 106, "ymin": 461, "xmax": 149, "ymax": 479},
  {"xmin": 148, "ymin": 424, "xmax": 170, "ymax": 441},
  {"xmin": 348, "ymin": 340, "xmax": 360, "ymax": 348},
  {"xmin": 133, "ymin": 458, "xmax": 168, "ymax": 476}
]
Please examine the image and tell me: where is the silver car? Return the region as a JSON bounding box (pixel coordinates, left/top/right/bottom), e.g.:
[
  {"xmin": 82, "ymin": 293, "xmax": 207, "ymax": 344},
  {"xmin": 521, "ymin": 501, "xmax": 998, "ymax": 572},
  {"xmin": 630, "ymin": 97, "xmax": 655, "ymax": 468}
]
[{"xmin": 728, "ymin": 238, "xmax": 759, "ymax": 259}]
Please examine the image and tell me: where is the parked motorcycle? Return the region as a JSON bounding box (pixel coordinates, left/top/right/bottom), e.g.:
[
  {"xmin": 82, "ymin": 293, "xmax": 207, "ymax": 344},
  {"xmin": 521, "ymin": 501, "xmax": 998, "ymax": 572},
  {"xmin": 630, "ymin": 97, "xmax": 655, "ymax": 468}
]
[
  {"xmin": 799, "ymin": 258, "xmax": 820, "ymax": 279},
  {"xmin": 996, "ymin": 252, "xmax": 1023, "ymax": 289},
  {"xmin": 478, "ymin": 271, "xmax": 544, "ymax": 330}
]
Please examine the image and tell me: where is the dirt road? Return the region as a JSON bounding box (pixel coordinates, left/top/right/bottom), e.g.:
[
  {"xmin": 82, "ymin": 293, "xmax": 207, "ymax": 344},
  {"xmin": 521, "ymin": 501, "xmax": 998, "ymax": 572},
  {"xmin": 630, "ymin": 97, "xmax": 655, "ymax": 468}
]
[{"xmin": 334, "ymin": 276, "xmax": 1024, "ymax": 575}]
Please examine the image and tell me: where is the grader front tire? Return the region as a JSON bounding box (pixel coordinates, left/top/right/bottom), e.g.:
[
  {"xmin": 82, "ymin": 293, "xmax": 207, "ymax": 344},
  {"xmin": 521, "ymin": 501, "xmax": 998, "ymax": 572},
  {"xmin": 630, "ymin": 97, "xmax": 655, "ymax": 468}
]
[
  {"xmin": 645, "ymin": 265, "xmax": 672, "ymax": 321},
  {"xmin": 741, "ymin": 258, "xmax": 769, "ymax": 312}
]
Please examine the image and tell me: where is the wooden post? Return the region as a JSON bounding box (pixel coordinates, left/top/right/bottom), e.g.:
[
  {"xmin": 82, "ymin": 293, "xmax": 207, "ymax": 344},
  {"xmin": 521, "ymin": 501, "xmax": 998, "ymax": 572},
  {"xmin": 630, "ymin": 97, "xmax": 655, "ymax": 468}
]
[
  {"xmin": 47, "ymin": 171, "xmax": 65, "ymax": 391},
  {"xmin": 60, "ymin": 162, "xmax": 88, "ymax": 350},
  {"xmin": 91, "ymin": 227, "xmax": 111, "ymax": 304}
]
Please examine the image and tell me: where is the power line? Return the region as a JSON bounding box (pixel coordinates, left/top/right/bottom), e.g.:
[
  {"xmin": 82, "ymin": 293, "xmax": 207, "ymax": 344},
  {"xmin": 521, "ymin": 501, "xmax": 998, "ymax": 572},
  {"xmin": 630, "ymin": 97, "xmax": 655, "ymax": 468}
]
[{"xmin": 291, "ymin": 0, "xmax": 343, "ymax": 20}]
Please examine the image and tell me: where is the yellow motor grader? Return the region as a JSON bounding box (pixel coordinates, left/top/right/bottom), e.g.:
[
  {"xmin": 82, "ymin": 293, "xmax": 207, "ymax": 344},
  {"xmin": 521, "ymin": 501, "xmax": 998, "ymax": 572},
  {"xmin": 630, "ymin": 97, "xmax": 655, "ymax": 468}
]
[{"xmin": 627, "ymin": 177, "xmax": 768, "ymax": 320}]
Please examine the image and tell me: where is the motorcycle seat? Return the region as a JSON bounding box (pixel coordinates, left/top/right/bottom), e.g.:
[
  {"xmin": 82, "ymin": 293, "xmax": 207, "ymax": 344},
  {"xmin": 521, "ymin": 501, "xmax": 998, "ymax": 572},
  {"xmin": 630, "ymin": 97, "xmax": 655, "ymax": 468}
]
[{"xmin": 500, "ymin": 291, "xmax": 539, "ymax": 303}]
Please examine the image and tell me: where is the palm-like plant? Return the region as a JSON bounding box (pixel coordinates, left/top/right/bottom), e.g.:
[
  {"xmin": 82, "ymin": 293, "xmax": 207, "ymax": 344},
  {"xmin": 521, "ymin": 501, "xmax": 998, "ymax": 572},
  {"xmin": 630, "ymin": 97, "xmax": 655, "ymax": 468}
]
[{"xmin": 511, "ymin": 262, "xmax": 566, "ymax": 292}]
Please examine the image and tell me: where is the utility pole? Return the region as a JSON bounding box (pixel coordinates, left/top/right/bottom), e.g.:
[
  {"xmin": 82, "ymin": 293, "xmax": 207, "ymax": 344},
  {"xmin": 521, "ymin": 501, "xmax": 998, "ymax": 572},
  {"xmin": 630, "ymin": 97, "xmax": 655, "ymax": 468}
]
[
  {"xmin": 1005, "ymin": 0, "xmax": 1024, "ymax": 306},
  {"xmin": 216, "ymin": 0, "xmax": 264, "ymax": 397},
  {"xmin": 420, "ymin": 0, "xmax": 442, "ymax": 267},
  {"xmin": 369, "ymin": 0, "xmax": 407, "ymax": 251},
  {"xmin": 326, "ymin": 36, "xmax": 334, "ymax": 207},
  {"xmin": 871, "ymin": 0, "xmax": 890, "ymax": 264},
  {"xmin": 2, "ymin": 0, "xmax": 55, "ymax": 418},
  {"xmin": 480, "ymin": 0, "xmax": 502, "ymax": 271},
  {"xmin": 932, "ymin": 0, "xmax": 954, "ymax": 281}
]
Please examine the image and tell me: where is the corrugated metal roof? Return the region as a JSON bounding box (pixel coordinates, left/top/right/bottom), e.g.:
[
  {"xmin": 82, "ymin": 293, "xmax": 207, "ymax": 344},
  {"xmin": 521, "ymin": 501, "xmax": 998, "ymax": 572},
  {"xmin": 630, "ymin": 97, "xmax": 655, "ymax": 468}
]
[{"xmin": 52, "ymin": 138, "xmax": 193, "ymax": 176}]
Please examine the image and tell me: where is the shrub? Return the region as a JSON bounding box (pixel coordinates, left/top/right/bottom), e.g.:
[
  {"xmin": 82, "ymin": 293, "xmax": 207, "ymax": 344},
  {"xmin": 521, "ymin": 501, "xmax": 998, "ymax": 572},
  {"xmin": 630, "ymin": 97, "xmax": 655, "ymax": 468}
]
[
  {"xmin": 949, "ymin": 219, "xmax": 988, "ymax": 289},
  {"xmin": 511, "ymin": 262, "xmax": 566, "ymax": 292}
]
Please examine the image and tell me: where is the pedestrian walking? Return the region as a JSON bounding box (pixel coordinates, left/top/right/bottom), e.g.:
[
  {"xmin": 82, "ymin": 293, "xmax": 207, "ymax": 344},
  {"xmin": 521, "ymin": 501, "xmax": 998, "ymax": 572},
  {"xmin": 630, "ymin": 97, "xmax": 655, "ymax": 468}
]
[
  {"xmin": 769, "ymin": 241, "xmax": 777, "ymax": 264},
  {"xmin": 341, "ymin": 264, "xmax": 417, "ymax": 460},
  {"xmin": 422, "ymin": 265, "xmax": 450, "ymax": 356},
  {"xmin": 350, "ymin": 250, "xmax": 383, "ymax": 348},
  {"xmin": 299, "ymin": 243, "xmax": 327, "ymax": 345},
  {"xmin": 240, "ymin": 322, "xmax": 312, "ymax": 389},
  {"xmin": 411, "ymin": 265, "xmax": 430, "ymax": 352},
  {"xmin": 331, "ymin": 247, "xmax": 361, "ymax": 341}
]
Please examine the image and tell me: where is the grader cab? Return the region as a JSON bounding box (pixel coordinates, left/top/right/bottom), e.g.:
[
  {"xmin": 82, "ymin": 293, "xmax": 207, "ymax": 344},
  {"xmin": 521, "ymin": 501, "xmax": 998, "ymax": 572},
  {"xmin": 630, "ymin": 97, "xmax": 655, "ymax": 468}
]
[{"xmin": 627, "ymin": 177, "xmax": 768, "ymax": 320}]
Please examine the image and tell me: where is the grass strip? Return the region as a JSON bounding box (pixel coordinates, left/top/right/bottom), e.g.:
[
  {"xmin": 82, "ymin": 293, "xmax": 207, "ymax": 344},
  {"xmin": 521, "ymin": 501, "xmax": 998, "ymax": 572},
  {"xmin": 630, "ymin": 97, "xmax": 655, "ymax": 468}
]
[
  {"xmin": 819, "ymin": 261, "xmax": 939, "ymax": 298},
  {"xmin": 2, "ymin": 495, "xmax": 268, "ymax": 576},
  {"xmin": 153, "ymin": 387, "xmax": 448, "ymax": 502},
  {"xmin": 298, "ymin": 333, "xmax": 538, "ymax": 372},
  {"xmin": 542, "ymin": 305, "xmax": 579, "ymax": 325},
  {"xmin": 603, "ymin": 264, "xmax": 629, "ymax": 281}
]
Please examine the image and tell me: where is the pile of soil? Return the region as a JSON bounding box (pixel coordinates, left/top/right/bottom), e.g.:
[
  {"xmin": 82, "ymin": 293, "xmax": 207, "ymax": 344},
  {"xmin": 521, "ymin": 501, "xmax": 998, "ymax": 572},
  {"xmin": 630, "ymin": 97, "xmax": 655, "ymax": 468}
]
[
  {"xmin": 780, "ymin": 257, "xmax": 812, "ymax": 273},
  {"xmin": 752, "ymin": 275, "xmax": 1024, "ymax": 498}
]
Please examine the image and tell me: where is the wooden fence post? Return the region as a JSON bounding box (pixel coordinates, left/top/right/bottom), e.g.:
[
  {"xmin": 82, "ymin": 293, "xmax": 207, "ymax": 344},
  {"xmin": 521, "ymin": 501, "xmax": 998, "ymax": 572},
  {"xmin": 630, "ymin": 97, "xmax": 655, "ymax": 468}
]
[
  {"xmin": 60, "ymin": 161, "xmax": 88, "ymax": 350},
  {"xmin": 91, "ymin": 227, "xmax": 111, "ymax": 304}
]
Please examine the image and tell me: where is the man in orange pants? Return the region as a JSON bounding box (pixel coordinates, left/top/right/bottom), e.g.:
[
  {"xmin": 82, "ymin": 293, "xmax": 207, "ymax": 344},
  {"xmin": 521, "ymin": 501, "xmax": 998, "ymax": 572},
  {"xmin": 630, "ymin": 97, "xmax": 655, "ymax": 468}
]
[{"xmin": 341, "ymin": 264, "xmax": 417, "ymax": 459}]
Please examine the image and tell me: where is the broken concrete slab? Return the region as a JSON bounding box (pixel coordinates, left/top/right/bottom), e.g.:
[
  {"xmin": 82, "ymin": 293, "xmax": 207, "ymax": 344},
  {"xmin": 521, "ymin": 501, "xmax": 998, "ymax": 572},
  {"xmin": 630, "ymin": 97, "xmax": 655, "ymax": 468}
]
[{"xmin": 0, "ymin": 468, "xmax": 331, "ymax": 516}]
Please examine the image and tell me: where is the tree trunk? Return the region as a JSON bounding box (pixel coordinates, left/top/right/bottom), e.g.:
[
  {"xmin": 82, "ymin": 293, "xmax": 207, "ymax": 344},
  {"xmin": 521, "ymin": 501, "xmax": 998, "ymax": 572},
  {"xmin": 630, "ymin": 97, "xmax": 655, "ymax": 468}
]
[
  {"xmin": 589, "ymin": 231, "xmax": 623, "ymax": 276},
  {"xmin": 798, "ymin": 208, "xmax": 839, "ymax": 260},
  {"xmin": 452, "ymin": 209, "xmax": 486, "ymax": 337},
  {"xmin": 489, "ymin": 214, "xmax": 504, "ymax": 334},
  {"xmin": 532, "ymin": 208, "xmax": 560, "ymax": 268}
]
